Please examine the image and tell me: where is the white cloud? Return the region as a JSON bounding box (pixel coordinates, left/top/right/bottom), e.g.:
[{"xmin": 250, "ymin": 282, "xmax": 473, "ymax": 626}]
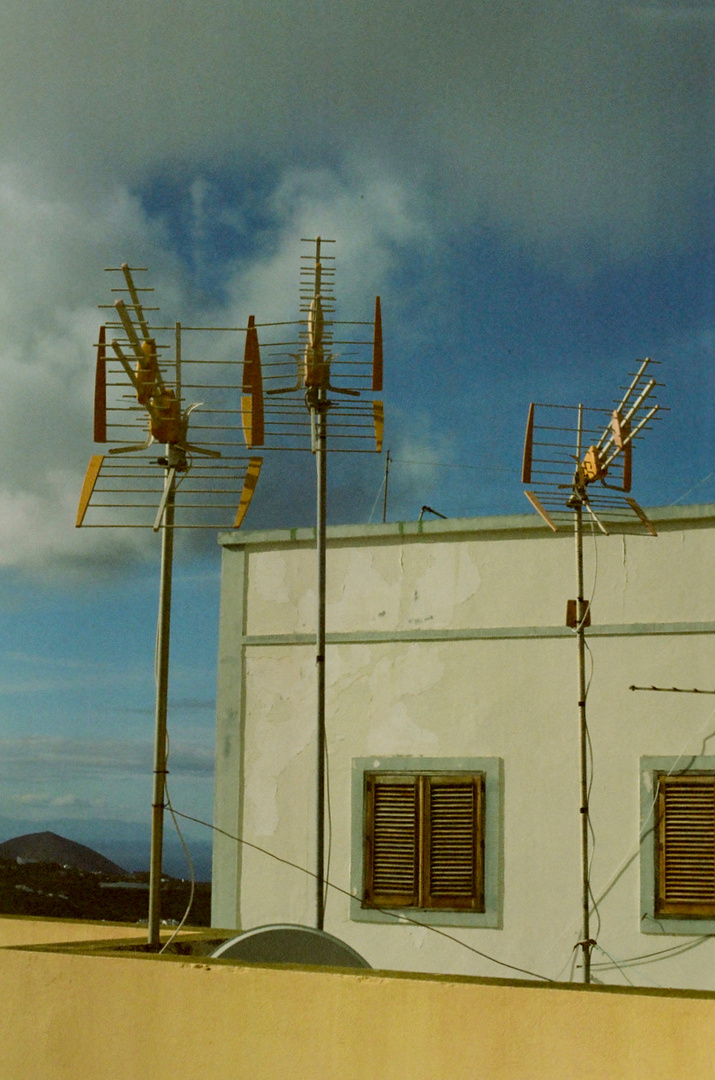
[
  {"xmin": 0, "ymin": 0, "xmax": 710, "ymax": 252},
  {"xmin": 0, "ymin": 0, "xmax": 708, "ymax": 572},
  {"xmin": 10, "ymin": 792, "xmax": 105, "ymax": 812},
  {"xmin": 0, "ymin": 737, "xmax": 214, "ymax": 778}
]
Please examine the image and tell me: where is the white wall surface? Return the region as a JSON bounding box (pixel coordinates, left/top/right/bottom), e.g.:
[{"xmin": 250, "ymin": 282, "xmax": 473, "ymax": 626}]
[{"xmin": 213, "ymin": 506, "xmax": 715, "ymax": 990}]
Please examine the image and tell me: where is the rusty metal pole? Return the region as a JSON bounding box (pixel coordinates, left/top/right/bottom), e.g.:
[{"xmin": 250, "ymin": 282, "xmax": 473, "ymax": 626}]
[{"xmin": 148, "ymin": 469, "xmax": 174, "ymax": 947}]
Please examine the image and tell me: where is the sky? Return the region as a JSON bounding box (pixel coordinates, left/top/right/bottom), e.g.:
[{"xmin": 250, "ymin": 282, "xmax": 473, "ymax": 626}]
[{"xmin": 0, "ymin": 0, "xmax": 713, "ymax": 875}]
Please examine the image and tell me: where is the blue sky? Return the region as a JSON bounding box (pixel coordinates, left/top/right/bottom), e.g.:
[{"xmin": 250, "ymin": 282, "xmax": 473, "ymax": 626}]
[{"xmin": 0, "ymin": 0, "xmax": 713, "ymax": 873}]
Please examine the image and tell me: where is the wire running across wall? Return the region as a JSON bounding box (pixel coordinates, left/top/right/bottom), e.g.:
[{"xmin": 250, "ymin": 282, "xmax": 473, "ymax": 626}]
[
  {"xmin": 170, "ymin": 808, "xmax": 555, "ymax": 984},
  {"xmin": 543, "ymin": 704, "xmax": 715, "ymax": 985}
]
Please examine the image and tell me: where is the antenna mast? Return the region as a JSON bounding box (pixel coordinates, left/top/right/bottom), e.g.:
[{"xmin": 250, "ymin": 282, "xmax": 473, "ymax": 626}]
[
  {"xmin": 522, "ymin": 358, "xmax": 663, "ymax": 982},
  {"xmin": 77, "ymin": 264, "xmax": 263, "ymax": 947},
  {"xmin": 242, "ymin": 237, "xmax": 384, "ymax": 929}
]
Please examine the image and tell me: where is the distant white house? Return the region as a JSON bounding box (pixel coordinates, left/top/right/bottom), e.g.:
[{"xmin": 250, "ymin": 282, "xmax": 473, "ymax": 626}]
[{"xmin": 211, "ymin": 504, "xmax": 715, "ymax": 990}]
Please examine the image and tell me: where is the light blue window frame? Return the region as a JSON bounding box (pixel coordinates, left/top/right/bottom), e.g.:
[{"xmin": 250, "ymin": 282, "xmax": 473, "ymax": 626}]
[{"xmin": 350, "ymin": 756, "xmax": 503, "ymax": 928}]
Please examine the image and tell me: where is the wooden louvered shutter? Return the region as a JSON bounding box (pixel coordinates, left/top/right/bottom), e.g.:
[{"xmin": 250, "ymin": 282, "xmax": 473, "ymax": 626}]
[
  {"xmin": 364, "ymin": 774, "xmax": 419, "ymax": 907},
  {"xmin": 655, "ymin": 773, "xmax": 715, "ymax": 918},
  {"xmin": 423, "ymin": 774, "xmax": 484, "ymax": 911}
]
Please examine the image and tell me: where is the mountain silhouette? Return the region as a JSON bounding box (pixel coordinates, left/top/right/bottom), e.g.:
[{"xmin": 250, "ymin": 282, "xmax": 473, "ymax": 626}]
[{"xmin": 0, "ymin": 831, "xmax": 126, "ymax": 874}]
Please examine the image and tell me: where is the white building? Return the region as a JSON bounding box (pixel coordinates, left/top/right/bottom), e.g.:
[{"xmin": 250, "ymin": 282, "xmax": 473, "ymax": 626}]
[{"xmin": 211, "ymin": 503, "xmax": 715, "ymax": 989}]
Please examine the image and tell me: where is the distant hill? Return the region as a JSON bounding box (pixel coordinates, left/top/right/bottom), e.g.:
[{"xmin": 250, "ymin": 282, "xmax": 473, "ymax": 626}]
[
  {"xmin": 0, "ymin": 816, "xmax": 213, "ymax": 880},
  {"xmin": 0, "ymin": 832, "xmax": 126, "ymax": 875}
]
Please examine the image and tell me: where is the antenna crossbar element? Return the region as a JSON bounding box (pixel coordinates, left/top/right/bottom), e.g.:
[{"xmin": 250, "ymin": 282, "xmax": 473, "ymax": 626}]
[{"xmin": 629, "ymin": 684, "xmax": 715, "ymax": 695}]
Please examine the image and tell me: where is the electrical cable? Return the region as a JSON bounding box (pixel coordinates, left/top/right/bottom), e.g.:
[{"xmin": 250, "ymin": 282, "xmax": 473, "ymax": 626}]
[
  {"xmin": 592, "ymin": 936, "xmax": 709, "ymax": 972},
  {"xmin": 323, "ymin": 733, "xmax": 332, "ymax": 916},
  {"xmin": 544, "ymin": 521, "xmax": 715, "ymax": 979},
  {"xmin": 152, "ymin": 578, "xmax": 195, "ymax": 950},
  {"xmin": 169, "ymin": 808, "xmax": 555, "ymax": 983},
  {"xmin": 544, "ymin": 519, "xmax": 599, "ymax": 975},
  {"xmin": 593, "ymin": 943, "xmax": 636, "ymax": 987},
  {"xmin": 670, "ymin": 470, "xmax": 715, "ymax": 506},
  {"xmin": 367, "ymin": 473, "xmax": 386, "ymax": 524},
  {"xmin": 591, "ymin": 706, "xmax": 715, "ymax": 914},
  {"xmin": 583, "ymin": 640, "xmax": 601, "ymax": 943},
  {"xmin": 558, "ymin": 712, "xmax": 715, "ymax": 980},
  {"xmin": 158, "ymin": 732, "xmax": 196, "ymax": 954}
]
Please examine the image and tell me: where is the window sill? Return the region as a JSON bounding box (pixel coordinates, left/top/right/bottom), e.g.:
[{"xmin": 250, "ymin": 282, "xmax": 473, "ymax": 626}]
[
  {"xmin": 350, "ymin": 898, "xmax": 501, "ymax": 929},
  {"xmin": 642, "ymin": 914, "xmax": 715, "ymax": 936}
]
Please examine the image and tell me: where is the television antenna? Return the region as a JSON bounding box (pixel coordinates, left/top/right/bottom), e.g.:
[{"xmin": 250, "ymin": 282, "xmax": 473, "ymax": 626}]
[
  {"xmin": 522, "ymin": 357, "xmax": 663, "ymax": 984},
  {"xmin": 76, "ymin": 264, "xmax": 263, "ymax": 947},
  {"xmin": 242, "ymin": 236, "xmax": 383, "ymax": 929}
]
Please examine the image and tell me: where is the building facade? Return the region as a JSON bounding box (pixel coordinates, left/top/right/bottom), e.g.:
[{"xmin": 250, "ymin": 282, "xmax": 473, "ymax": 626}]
[{"xmin": 212, "ymin": 504, "xmax": 715, "ymax": 989}]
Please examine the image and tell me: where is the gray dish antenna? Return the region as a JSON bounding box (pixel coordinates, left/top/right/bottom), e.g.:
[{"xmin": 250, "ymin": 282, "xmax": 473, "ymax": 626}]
[{"xmin": 211, "ymin": 924, "xmax": 371, "ymax": 968}]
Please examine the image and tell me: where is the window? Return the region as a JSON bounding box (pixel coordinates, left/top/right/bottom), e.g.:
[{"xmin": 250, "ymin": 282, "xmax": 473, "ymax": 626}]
[
  {"xmin": 654, "ymin": 772, "xmax": 715, "ymax": 919},
  {"xmin": 640, "ymin": 757, "xmax": 715, "ymax": 935},
  {"xmin": 363, "ymin": 771, "xmax": 484, "ymax": 912},
  {"xmin": 351, "ymin": 757, "xmax": 502, "ymax": 928}
]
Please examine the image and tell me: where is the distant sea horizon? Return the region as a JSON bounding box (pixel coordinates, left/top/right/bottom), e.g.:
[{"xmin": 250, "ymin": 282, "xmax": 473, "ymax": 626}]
[{"xmin": 0, "ymin": 816, "xmax": 213, "ymax": 882}]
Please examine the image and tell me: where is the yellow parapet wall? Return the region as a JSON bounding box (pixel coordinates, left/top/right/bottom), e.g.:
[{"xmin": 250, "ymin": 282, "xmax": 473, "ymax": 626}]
[
  {"xmin": 0, "ymin": 933, "xmax": 714, "ymax": 1080},
  {"xmin": 0, "ymin": 915, "xmax": 152, "ymax": 948}
]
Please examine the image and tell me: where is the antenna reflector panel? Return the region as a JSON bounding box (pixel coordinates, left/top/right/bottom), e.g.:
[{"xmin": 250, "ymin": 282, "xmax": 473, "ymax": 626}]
[
  {"xmin": 93, "ymin": 326, "xmax": 107, "ymax": 443},
  {"xmin": 372, "ymin": 296, "xmax": 383, "ymax": 392}
]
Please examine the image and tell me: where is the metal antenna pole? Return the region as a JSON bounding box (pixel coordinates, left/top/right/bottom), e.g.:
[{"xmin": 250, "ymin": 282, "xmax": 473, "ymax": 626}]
[
  {"xmin": 572, "ymin": 403, "xmax": 592, "ymax": 984},
  {"xmin": 521, "ymin": 370, "xmax": 663, "ymax": 986},
  {"xmin": 315, "ymin": 388, "xmax": 328, "ymax": 930},
  {"xmin": 382, "ymin": 449, "xmax": 390, "ymax": 524},
  {"xmin": 148, "ymin": 464, "xmax": 175, "ymax": 947},
  {"xmin": 574, "ymin": 499, "xmax": 592, "ymax": 983}
]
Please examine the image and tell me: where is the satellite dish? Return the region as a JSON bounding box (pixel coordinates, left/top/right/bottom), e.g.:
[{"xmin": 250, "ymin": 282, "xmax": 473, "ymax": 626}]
[{"xmin": 210, "ymin": 924, "xmax": 371, "ymax": 968}]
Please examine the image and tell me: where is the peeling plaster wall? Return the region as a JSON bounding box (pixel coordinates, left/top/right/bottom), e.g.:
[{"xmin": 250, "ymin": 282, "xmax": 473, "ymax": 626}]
[{"xmin": 213, "ymin": 507, "xmax": 715, "ymax": 989}]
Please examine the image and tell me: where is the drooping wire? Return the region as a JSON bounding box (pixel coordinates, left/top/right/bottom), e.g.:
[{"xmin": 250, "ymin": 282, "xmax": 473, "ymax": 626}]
[
  {"xmin": 670, "ymin": 470, "xmax": 715, "ymax": 506},
  {"xmin": 367, "ymin": 473, "xmax": 386, "ymax": 524},
  {"xmin": 542, "ymin": 706, "xmax": 715, "ymax": 974},
  {"xmin": 541, "ymin": 510, "xmax": 715, "ymax": 980},
  {"xmin": 152, "ymin": 583, "xmax": 195, "ymax": 950},
  {"xmin": 323, "ymin": 733, "xmax": 332, "ymax": 916},
  {"xmin": 170, "ymin": 808, "xmax": 555, "ymax": 983},
  {"xmin": 593, "ymin": 943, "xmax": 636, "ymax": 987},
  {"xmin": 152, "ymin": 725, "xmax": 196, "ymax": 954},
  {"xmin": 591, "ymin": 708, "xmax": 715, "ymax": 915},
  {"xmin": 159, "ymin": 792, "xmax": 197, "ymax": 951},
  {"xmin": 592, "ymin": 935, "xmax": 709, "ymax": 974},
  {"xmin": 546, "ymin": 518, "xmax": 600, "ymax": 976}
]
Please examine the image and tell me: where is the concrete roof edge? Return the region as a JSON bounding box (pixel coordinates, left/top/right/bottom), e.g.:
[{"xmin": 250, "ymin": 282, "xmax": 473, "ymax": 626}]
[{"xmin": 218, "ymin": 503, "xmax": 715, "ymax": 549}]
